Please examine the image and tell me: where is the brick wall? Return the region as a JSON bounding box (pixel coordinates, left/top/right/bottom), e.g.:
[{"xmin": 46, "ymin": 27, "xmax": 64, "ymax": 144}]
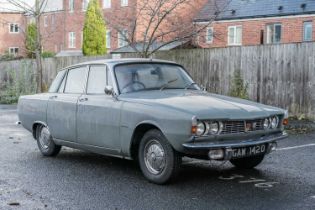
[
  {"xmin": 40, "ymin": 0, "xmax": 207, "ymax": 53},
  {"xmin": 196, "ymin": 15, "xmax": 315, "ymax": 48},
  {"xmin": 0, "ymin": 13, "xmax": 27, "ymax": 57},
  {"xmin": 40, "ymin": 0, "xmax": 138, "ymax": 53}
]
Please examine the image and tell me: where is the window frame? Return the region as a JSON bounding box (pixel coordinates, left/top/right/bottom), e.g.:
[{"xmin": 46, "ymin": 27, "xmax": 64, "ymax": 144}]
[
  {"xmin": 121, "ymin": 0, "xmax": 128, "ymax": 7},
  {"xmin": 86, "ymin": 64, "xmax": 110, "ymax": 95},
  {"xmin": 266, "ymin": 23, "xmax": 282, "ymax": 44},
  {"xmin": 303, "ymin": 21, "xmax": 313, "ymax": 42},
  {"xmin": 206, "ymin": 27, "xmax": 213, "ymax": 44},
  {"xmin": 82, "ymin": 0, "xmax": 89, "ymax": 11},
  {"xmin": 69, "ymin": 0, "xmax": 74, "ymax": 12},
  {"xmin": 63, "ymin": 65, "xmax": 89, "ymax": 94},
  {"xmin": 9, "ymin": 47, "xmax": 19, "ymax": 56},
  {"xmin": 228, "ymin": 25, "xmax": 242, "ymax": 46},
  {"xmin": 69, "ymin": 32, "xmax": 76, "ymax": 48},
  {"xmin": 103, "ymin": 0, "xmax": 111, "ymax": 8},
  {"xmin": 118, "ymin": 29, "xmax": 128, "ymax": 48},
  {"xmin": 44, "ymin": 16, "xmax": 48, "ymax": 27},
  {"xmin": 106, "ymin": 30, "xmax": 111, "ymax": 48},
  {"xmin": 9, "ymin": 23, "xmax": 19, "ymax": 33}
]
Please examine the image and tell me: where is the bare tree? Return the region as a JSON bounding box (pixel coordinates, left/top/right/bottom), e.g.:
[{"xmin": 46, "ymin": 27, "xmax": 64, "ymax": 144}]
[
  {"xmin": 107, "ymin": 0, "xmax": 229, "ymax": 58},
  {"xmin": 7, "ymin": 0, "xmax": 48, "ymax": 93}
]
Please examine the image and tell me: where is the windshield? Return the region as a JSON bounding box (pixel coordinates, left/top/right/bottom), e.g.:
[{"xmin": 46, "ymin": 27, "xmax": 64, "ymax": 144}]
[{"xmin": 114, "ymin": 63, "xmax": 199, "ymax": 94}]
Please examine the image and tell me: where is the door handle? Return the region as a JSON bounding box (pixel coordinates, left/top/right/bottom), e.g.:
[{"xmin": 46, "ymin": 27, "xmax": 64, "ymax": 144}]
[
  {"xmin": 49, "ymin": 95, "xmax": 57, "ymax": 100},
  {"xmin": 79, "ymin": 97, "xmax": 88, "ymax": 102}
]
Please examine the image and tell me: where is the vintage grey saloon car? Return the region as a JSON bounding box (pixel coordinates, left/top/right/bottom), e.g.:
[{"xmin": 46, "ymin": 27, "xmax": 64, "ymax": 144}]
[{"xmin": 18, "ymin": 58, "xmax": 288, "ymax": 184}]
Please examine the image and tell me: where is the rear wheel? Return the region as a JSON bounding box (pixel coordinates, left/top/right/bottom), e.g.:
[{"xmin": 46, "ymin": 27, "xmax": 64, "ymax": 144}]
[
  {"xmin": 138, "ymin": 129, "xmax": 181, "ymax": 184},
  {"xmin": 36, "ymin": 125, "xmax": 61, "ymax": 156},
  {"xmin": 230, "ymin": 154, "xmax": 265, "ymax": 169}
]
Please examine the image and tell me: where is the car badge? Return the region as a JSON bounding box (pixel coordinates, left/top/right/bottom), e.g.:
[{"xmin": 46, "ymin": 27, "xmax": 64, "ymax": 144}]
[{"xmin": 245, "ymin": 122, "xmax": 252, "ymax": 132}]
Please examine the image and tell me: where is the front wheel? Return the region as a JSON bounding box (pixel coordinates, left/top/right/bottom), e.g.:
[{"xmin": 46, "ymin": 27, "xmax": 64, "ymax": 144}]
[
  {"xmin": 36, "ymin": 125, "xmax": 61, "ymax": 157},
  {"xmin": 138, "ymin": 129, "xmax": 181, "ymax": 184},
  {"xmin": 230, "ymin": 154, "xmax": 265, "ymax": 169}
]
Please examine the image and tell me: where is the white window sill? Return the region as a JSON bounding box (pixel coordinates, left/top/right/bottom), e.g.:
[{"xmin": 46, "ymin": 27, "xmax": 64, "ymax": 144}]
[{"xmin": 228, "ymin": 43, "xmax": 242, "ymax": 46}]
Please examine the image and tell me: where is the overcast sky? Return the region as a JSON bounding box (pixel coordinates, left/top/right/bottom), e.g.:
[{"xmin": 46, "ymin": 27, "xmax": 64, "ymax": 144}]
[
  {"xmin": 0, "ymin": 0, "xmax": 35, "ymax": 12},
  {"xmin": 0, "ymin": 0, "xmax": 63, "ymax": 12}
]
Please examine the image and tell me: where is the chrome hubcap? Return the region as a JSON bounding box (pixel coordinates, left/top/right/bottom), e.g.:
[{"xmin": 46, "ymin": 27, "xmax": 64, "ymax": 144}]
[
  {"xmin": 39, "ymin": 127, "xmax": 50, "ymax": 150},
  {"xmin": 144, "ymin": 140, "xmax": 166, "ymax": 175}
]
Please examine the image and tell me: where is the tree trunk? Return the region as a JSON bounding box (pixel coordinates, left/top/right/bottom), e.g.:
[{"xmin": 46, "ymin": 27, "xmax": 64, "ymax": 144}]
[{"xmin": 35, "ymin": 0, "xmax": 42, "ymax": 93}]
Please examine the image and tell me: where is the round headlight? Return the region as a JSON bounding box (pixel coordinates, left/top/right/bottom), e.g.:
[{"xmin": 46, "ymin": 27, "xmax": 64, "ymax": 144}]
[
  {"xmin": 263, "ymin": 118, "xmax": 270, "ymax": 129},
  {"xmin": 196, "ymin": 122, "xmax": 206, "ymax": 136},
  {"xmin": 209, "ymin": 122, "xmax": 219, "ymax": 134},
  {"xmin": 271, "ymin": 116, "xmax": 279, "ymax": 129}
]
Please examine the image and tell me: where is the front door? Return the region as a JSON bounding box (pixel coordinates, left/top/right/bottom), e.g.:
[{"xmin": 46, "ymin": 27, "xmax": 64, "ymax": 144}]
[{"xmin": 76, "ymin": 65, "xmax": 121, "ymax": 151}]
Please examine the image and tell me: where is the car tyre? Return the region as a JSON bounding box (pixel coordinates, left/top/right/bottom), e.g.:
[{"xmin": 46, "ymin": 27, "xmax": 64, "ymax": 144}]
[
  {"xmin": 230, "ymin": 154, "xmax": 265, "ymax": 169},
  {"xmin": 36, "ymin": 125, "xmax": 61, "ymax": 156},
  {"xmin": 138, "ymin": 129, "xmax": 181, "ymax": 184}
]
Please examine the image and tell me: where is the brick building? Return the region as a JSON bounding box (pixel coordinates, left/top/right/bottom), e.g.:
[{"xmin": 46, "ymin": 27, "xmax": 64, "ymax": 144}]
[
  {"xmin": 0, "ymin": 8, "xmax": 27, "ymax": 57},
  {"xmin": 3, "ymin": 0, "xmax": 314, "ymax": 57},
  {"xmin": 195, "ymin": 0, "xmax": 315, "ymax": 48},
  {"xmin": 40, "ymin": 0, "xmax": 207, "ymax": 55}
]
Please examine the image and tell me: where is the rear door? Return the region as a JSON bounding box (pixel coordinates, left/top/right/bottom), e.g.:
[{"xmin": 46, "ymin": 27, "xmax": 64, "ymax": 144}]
[
  {"xmin": 76, "ymin": 65, "xmax": 121, "ymax": 151},
  {"xmin": 47, "ymin": 65, "xmax": 88, "ymax": 142}
]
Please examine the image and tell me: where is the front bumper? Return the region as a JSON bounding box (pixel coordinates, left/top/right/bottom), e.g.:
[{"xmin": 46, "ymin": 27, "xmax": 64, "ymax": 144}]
[{"xmin": 182, "ymin": 131, "xmax": 288, "ymax": 159}]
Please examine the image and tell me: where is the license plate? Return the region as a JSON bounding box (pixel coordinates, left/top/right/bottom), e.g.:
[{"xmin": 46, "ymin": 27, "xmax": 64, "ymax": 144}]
[{"xmin": 232, "ymin": 144, "xmax": 266, "ymax": 159}]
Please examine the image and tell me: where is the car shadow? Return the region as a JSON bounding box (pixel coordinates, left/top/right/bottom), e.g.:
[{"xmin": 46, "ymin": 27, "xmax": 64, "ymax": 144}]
[{"xmin": 42, "ymin": 148, "xmax": 276, "ymax": 185}]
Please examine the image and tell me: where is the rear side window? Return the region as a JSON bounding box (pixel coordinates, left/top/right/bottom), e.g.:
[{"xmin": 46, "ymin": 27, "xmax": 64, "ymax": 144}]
[
  {"xmin": 87, "ymin": 65, "xmax": 107, "ymax": 94},
  {"xmin": 48, "ymin": 70, "xmax": 66, "ymax": 93},
  {"xmin": 64, "ymin": 66, "xmax": 88, "ymax": 94}
]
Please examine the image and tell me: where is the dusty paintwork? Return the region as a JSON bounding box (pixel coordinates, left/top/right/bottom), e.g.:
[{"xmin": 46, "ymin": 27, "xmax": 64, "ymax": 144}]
[{"xmin": 17, "ymin": 58, "xmax": 288, "ymax": 160}]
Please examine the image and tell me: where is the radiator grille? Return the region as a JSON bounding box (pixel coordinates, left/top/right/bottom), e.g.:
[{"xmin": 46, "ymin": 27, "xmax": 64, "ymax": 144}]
[{"xmin": 221, "ymin": 119, "xmax": 264, "ymax": 134}]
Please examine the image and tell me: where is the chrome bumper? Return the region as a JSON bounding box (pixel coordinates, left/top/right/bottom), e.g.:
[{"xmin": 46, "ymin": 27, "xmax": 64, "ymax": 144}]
[{"xmin": 182, "ymin": 131, "xmax": 288, "ymax": 150}]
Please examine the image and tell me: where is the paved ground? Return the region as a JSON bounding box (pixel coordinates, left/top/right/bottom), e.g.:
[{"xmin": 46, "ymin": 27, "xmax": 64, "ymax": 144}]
[{"xmin": 0, "ymin": 105, "xmax": 315, "ymax": 210}]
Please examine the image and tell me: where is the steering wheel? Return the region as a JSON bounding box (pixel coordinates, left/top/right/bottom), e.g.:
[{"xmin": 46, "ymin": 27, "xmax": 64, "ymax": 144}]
[{"xmin": 121, "ymin": 81, "xmax": 145, "ymax": 93}]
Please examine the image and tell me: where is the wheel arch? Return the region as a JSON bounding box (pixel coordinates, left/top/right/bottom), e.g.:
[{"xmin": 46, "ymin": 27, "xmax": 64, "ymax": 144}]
[
  {"xmin": 32, "ymin": 121, "xmax": 47, "ymax": 139},
  {"xmin": 129, "ymin": 121, "xmax": 164, "ymax": 160}
]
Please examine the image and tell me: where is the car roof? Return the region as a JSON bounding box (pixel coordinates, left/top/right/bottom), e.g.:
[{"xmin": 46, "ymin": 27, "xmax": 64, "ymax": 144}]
[{"xmin": 66, "ymin": 58, "xmax": 178, "ymax": 69}]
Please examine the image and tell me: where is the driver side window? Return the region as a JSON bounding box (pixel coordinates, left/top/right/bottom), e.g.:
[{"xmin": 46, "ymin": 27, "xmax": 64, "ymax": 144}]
[{"xmin": 87, "ymin": 65, "xmax": 108, "ymax": 94}]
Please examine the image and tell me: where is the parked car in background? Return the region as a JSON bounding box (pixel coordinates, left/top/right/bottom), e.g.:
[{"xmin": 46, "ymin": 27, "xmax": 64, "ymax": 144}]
[{"xmin": 18, "ymin": 59, "xmax": 288, "ymax": 184}]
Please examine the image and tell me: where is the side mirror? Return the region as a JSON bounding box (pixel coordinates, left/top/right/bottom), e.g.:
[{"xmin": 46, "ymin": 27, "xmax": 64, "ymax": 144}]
[{"xmin": 104, "ymin": 86, "xmax": 114, "ymax": 95}]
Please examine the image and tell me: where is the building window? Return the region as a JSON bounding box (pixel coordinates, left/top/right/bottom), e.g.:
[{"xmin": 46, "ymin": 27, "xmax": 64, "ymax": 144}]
[
  {"xmin": 9, "ymin": 47, "xmax": 19, "ymax": 56},
  {"xmin": 9, "ymin": 23, "xmax": 19, "ymax": 33},
  {"xmin": 303, "ymin": 21, "xmax": 312, "ymax": 42},
  {"xmin": 44, "ymin": 16, "xmax": 48, "ymax": 27},
  {"xmin": 69, "ymin": 32, "xmax": 76, "ymax": 48},
  {"xmin": 206, "ymin": 27, "xmax": 213, "ymax": 43},
  {"xmin": 51, "ymin": 15, "xmax": 55, "ymax": 25},
  {"xmin": 106, "ymin": 30, "xmax": 111, "ymax": 48},
  {"xmin": 228, "ymin": 25, "xmax": 242, "ymax": 45},
  {"xmin": 82, "ymin": 0, "xmax": 89, "ymax": 11},
  {"xmin": 121, "ymin": 0, "xmax": 128, "ymax": 7},
  {"xmin": 266, "ymin": 23, "xmax": 282, "ymax": 44},
  {"xmin": 118, "ymin": 30, "xmax": 128, "ymax": 48},
  {"xmin": 103, "ymin": 0, "xmax": 111, "ymax": 8},
  {"xmin": 69, "ymin": 0, "xmax": 74, "ymax": 12}
]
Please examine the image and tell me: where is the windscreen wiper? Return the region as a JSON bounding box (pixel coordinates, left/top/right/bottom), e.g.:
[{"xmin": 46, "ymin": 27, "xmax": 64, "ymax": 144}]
[
  {"xmin": 160, "ymin": 78, "xmax": 178, "ymax": 91},
  {"xmin": 184, "ymin": 82, "xmax": 197, "ymax": 90}
]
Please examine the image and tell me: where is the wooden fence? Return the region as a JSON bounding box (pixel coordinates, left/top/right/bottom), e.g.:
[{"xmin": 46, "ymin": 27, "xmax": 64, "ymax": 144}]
[{"xmin": 1, "ymin": 42, "xmax": 314, "ymax": 119}]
